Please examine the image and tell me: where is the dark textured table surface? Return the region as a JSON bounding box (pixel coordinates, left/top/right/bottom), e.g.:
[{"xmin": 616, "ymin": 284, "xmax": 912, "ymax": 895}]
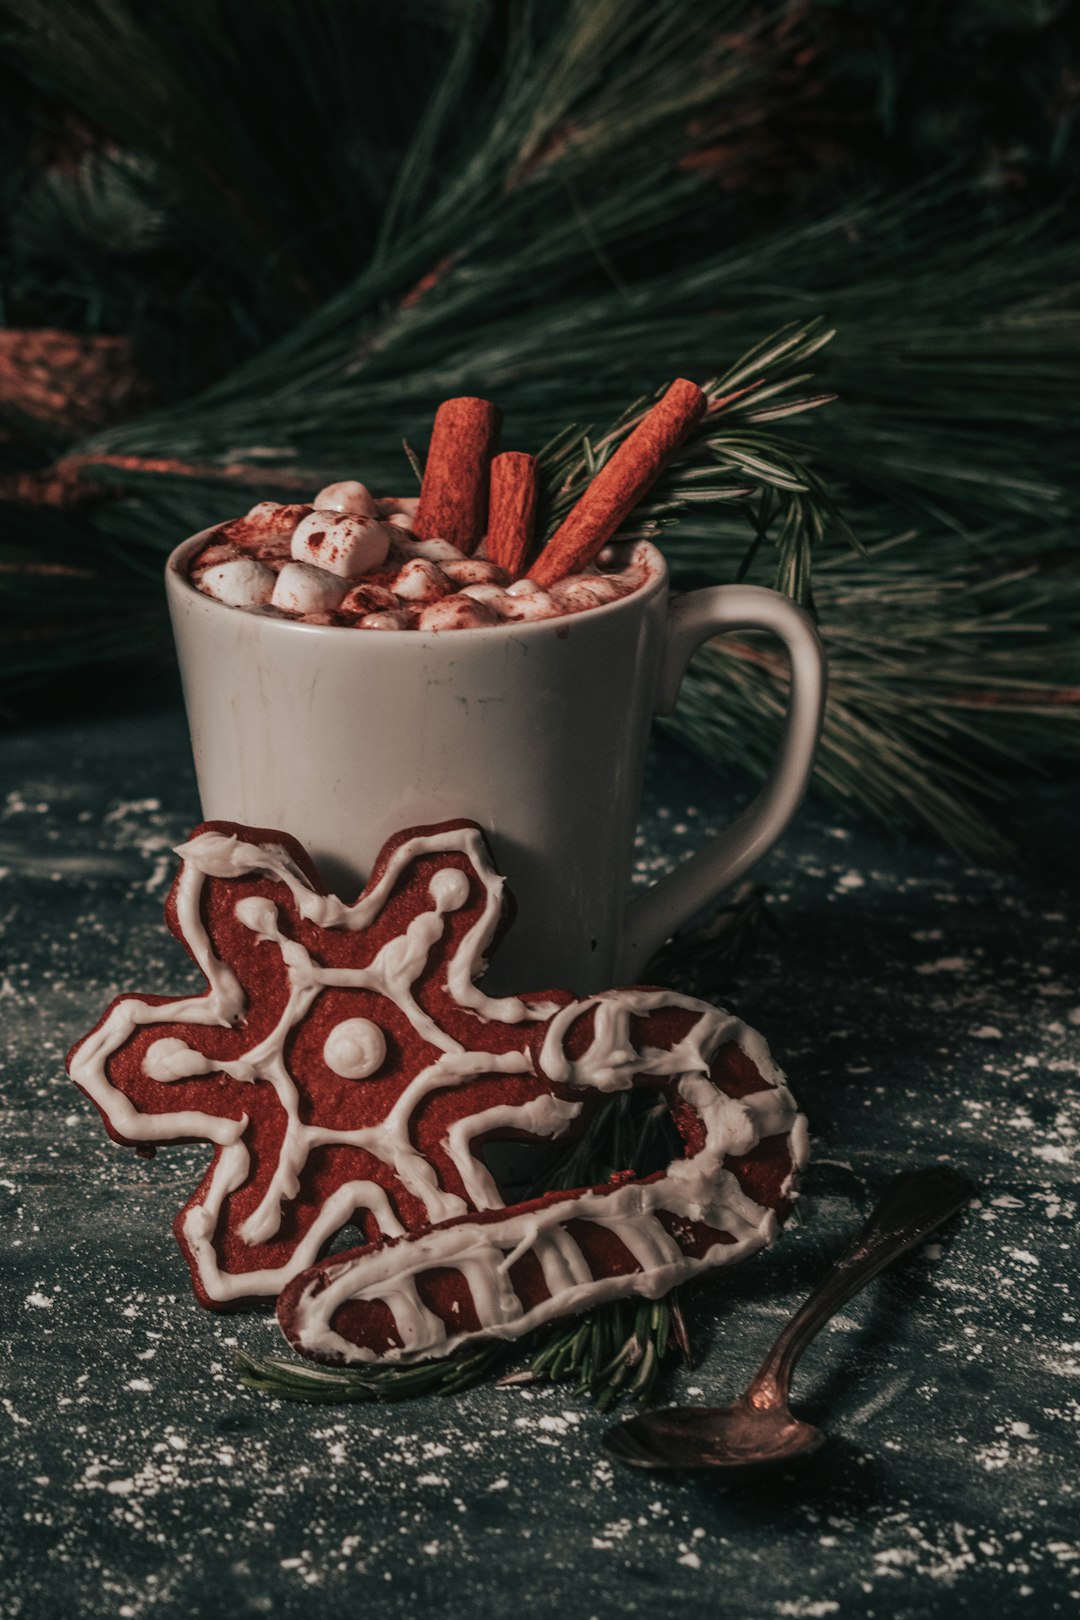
[{"xmin": 2, "ymin": 689, "xmax": 1078, "ymax": 1620}]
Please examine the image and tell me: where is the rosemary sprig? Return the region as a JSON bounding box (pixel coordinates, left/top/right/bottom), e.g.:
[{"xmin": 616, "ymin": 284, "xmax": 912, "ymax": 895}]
[
  {"xmin": 503, "ymin": 1296, "xmax": 690, "ymax": 1412},
  {"xmin": 236, "ymin": 1342, "xmax": 508, "ymax": 1405}
]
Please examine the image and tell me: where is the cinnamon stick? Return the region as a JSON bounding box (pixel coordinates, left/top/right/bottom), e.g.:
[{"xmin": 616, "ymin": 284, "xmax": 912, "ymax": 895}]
[
  {"xmin": 413, "ymin": 396, "xmax": 501, "ymax": 554},
  {"xmin": 486, "ymin": 451, "xmax": 538, "ymax": 579},
  {"xmin": 527, "ymin": 378, "xmax": 706, "ymax": 587}
]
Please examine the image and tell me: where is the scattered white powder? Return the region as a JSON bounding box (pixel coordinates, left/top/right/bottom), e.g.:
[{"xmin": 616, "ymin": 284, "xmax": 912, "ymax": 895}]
[{"xmin": 5, "ymin": 761, "xmax": 1079, "ymax": 1619}]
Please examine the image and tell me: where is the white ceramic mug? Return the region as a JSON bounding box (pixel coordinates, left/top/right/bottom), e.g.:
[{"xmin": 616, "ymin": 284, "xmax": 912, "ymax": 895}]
[{"xmin": 165, "ymin": 536, "xmax": 825, "ymax": 995}]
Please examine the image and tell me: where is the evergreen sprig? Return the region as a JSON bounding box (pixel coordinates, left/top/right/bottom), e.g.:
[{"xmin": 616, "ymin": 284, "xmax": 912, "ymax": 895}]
[
  {"xmin": 664, "ymin": 526, "xmax": 1080, "ymax": 855},
  {"xmin": 535, "ymin": 320, "xmax": 850, "ymax": 603},
  {"xmin": 236, "ymin": 1342, "xmax": 509, "ymax": 1406}
]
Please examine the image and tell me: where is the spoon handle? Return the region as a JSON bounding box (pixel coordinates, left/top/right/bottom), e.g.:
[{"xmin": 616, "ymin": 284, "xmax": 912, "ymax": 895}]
[{"xmin": 746, "ymin": 1165, "xmax": 974, "ymax": 1413}]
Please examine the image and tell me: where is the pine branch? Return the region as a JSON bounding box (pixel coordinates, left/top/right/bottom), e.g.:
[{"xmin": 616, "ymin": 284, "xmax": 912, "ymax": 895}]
[
  {"xmin": 3, "ymin": 3, "xmax": 1078, "ymax": 854},
  {"xmin": 664, "ymin": 522, "xmax": 1080, "ymax": 855},
  {"xmin": 534, "ymin": 320, "xmax": 847, "ymax": 602}
]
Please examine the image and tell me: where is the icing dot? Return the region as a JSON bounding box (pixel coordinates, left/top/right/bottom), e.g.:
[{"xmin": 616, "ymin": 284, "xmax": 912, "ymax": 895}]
[
  {"xmin": 323, "ymin": 1018, "xmax": 387, "ymax": 1080},
  {"xmin": 143, "ymin": 1037, "xmax": 215, "ymax": 1083},
  {"xmin": 428, "ymin": 869, "xmax": 470, "ymax": 912},
  {"xmin": 234, "ymin": 897, "xmax": 280, "ymax": 937}
]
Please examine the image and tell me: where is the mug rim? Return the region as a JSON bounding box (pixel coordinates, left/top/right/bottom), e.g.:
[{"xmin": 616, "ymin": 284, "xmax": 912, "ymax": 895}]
[{"xmin": 165, "ymin": 530, "xmax": 668, "ymax": 640}]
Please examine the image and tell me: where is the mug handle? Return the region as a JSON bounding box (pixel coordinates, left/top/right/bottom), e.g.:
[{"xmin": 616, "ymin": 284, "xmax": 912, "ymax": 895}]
[{"xmin": 619, "ymin": 583, "xmax": 827, "ymax": 980}]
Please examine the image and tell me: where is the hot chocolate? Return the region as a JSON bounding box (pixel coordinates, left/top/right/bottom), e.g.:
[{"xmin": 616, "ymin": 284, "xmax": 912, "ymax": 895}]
[{"xmin": 187, "ymin": 487, "xmax": 646, "ymax": 631}]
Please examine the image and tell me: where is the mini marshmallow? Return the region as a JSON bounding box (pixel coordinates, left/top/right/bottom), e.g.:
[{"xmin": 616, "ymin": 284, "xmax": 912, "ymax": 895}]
[
  {"xmin": 251, "ymin": 548, "xmax": 290, "ymax": 571},
  {"xmin": 386, "ymin": 513, "xmax": 417, "ymax": 531},
  {"xmin": 313, "ymin": 480, "xmax": 378, "ymax": 518},
  {"xmin": 219, "ymin": 502, "xmax": 312, "ymax": 547},
  {"xmin": 497, "ymin": 589, "xmax": 560, "ymax": 622},
  {"xmin": 374, "ymin": 495, "xmax": 420, "ymax": 519},
  {"xmin": 192, "ymin": 541, "xmax": 243, "ymax": 573},
  {"xmin": 359, "ymin": 610, "xmax": 415, "ymax": 631},
  {"xmin": 271, "ymin": 562, "xmax": 349, "ymax": 615},
  {"xmin": 458, "ymin": 583, "xmax": 508, "ymax": 609},
  {"xmin": 549, "ymin": 576, "xmax": 622, "ymax": 612},
  {"xmin": 198, "ymin": 557, "xmax": 276, "ymax": 610},
  {"xmin": 394, "ymin": 536, "xmax": 468, "ymax": 565},
  {"xmin": 505, "ymin": 578, "xmax": 539, "ymax": 596},
  {"xmin": 589, "ymin": 575, "xmax": 631, "ymax": 602},
  {"xmin": 340, "ymin": 582, "xmax": 397, "ymax": 616},
  {"xmin": 391, "ymin": 559, "xmax": 453, "ymax": 603},
  {"xmin": 291, "ymin": 510, "xmax": 391, "ymax": 579},
  {"xmin": 441, "ymin": 559, "xmax": 509, "ymax": 587},
  {"xmin": 249, "ymin": 529, "xmax": 297, "ymax": 562},
  {"xmin": 417, "ymin": 596, "xmax": 500, "ymax": 632}
]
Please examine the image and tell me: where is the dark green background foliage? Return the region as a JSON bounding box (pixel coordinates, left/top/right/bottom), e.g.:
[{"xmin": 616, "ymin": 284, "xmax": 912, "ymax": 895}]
[{"xmin": 1, "ymin": 0, "xmax": 1078, "ymax": 850}]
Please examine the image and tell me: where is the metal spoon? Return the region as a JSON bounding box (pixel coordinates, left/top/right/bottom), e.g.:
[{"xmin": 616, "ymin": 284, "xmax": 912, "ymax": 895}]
[{"xmin": 604, "ymin": 1164, "xmax": 974, "ymax": 1472}]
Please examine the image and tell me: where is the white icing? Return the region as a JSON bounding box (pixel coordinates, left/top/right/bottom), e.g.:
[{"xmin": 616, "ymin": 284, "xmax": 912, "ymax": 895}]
[
  {"xmin": 428, "ymin": 867, "xmax": 470, "ymax": 910},
  {"xmin": 443, "ymin": 1095, "xmax": 584, "ymax": 1210},
  {"xmin": 287, "ymin": 987, "xmax": 806, "ymax": 1364},
  {"xmin": 323, "ymin": 1018, "xmax": 386, "ymax": 1080},
  {"xmin": 143, "ymin": 1036, "xmax": 222, "ymax": 1083}
]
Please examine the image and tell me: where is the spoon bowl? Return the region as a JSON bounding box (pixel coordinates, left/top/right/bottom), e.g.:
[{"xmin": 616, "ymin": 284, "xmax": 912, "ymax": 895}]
[
  {"xmin": 603, "ymin": 1166, "xmax": 974, "ymax": 1474},
  {"xmin": 605, "ymin": 1396, "xmax": 823, "ymax": 1472}
]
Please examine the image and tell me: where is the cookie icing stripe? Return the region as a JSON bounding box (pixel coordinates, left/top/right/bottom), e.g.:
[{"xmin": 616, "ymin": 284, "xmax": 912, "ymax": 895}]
[
  {"xmin": 442, "ymin": 1095, "xmax": 585, "ymax": 1211},
  {"xmin": 287, "ymin": 1174, "xmax": 778, "ymax": 1364},
  {"xmin": 182, "ymin": 1165, "xmax": 406, "ymax": 1304},
  {"xmin": 284, "ymin": 988, "xmax": 807, "ymax": 1363},
  {"xmin": 68, "ymin": 989, "xmax": 249, "ymax": 1149},
  {"xmin": 175, "ymin": 826, "xmax": 556, "ymax": 1026}
]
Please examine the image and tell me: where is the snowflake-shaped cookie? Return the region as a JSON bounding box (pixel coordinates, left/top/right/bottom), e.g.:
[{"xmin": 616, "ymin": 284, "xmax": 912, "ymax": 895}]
[{"xmin": 68, "ymin": 819, "xmax": 806, "ymax": 1332}]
